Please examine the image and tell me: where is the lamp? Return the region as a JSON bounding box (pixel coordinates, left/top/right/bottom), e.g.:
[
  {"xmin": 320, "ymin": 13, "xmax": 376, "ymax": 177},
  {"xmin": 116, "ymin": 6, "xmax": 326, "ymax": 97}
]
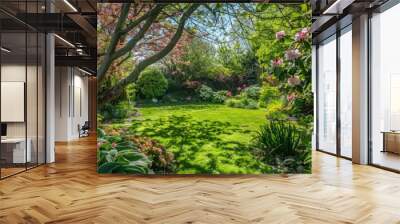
[
  {"xmin": 1, "ymin": 47, "xmax": 11, "ymax": 53},
  {"xmin": 54, "ymin": 34, "xmax": 75, "ymax": 48},
  {"xmin": 63, "ymin": 0, "xmax": 78, "ymax": 12},
  {"xmin": 322, "ymin": 0, "xmax": 355, "ymax": 15},
  {"xmin": 78, "ymin": 67, "xmax": 93, "ymax": 76}
]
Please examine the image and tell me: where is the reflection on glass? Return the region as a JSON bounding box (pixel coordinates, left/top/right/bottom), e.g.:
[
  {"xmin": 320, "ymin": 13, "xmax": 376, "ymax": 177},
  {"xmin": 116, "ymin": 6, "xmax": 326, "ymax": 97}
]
[
  {"xmin": 371, "ymin": 3, "xmax": 400, "ymax": 171},
  {"xmin": 38, "ymin": 33, "xmax": 46, "ymax": 165},
  {"xmin": 27, "ymin": 31, "xmax": 38, "ymax": 169},
  {"xmin": 318, "ymin": 35, "xmax": 337, "ymax": 154},
  {"xmin": 340, "ymin": 27, "xmax": 352, "ymax": 158}
]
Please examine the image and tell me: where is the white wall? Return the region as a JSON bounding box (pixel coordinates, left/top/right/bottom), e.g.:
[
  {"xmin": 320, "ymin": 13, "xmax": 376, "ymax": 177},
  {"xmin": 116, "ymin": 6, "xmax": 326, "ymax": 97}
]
[{"xmin": 55, "ymin": 67, "xmax": 89, "ymax": 141}]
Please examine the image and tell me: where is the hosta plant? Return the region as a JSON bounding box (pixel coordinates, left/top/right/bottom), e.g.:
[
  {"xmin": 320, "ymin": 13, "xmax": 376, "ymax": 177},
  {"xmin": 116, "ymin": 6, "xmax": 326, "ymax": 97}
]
[{"xmin": 97, "ymin": 128, "xmax": 152, "ymax": 174}]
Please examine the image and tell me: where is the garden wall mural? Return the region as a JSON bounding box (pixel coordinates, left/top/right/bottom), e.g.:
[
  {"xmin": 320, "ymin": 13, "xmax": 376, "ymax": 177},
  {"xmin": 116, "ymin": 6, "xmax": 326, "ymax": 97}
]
[{"xmin": 97, "ymin": 2, "xmax": 312, "ymax": 174}]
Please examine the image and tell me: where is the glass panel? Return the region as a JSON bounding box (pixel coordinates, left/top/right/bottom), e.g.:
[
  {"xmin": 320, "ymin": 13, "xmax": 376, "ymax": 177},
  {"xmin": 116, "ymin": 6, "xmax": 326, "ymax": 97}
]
[
  {"xmin": 1, "ymin": 30, "xmax": 27, "ymax": 177},
  {"xmin": 371, "ymin": 4, "xmax": 400, "ymax": 171},
  {"xmin": 340, "ymin": 27, "xmax": 352, "ymax": 158},
  {"xmin": 27, "ymin": 31, "xmax": 38, "ymax": 169},
  {"xmin": 26, "ymin": 0, "xmax": 40, "ymax": 169},
  {"xmin": 38, "ymin": 32, "xmax": 45, "ymax": 165},
  {"xmin": 318, "ymin": 35, "xmax": 337, "ymax": 154}
]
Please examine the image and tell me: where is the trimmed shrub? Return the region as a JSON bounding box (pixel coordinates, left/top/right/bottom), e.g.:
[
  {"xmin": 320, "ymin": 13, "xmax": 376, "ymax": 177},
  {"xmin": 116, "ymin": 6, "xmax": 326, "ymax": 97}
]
[
  {"xmin": 241, "ymin": 85, "xmax": 261, "ymax": 100},
  {"xmin": 213, "ymin": 90, "xmax": 227, "ymax": 103},
  {"xmin": 245, "ymin": 100, "xmax": 258, "ymax": 109},
  {"xmin": 225, "ymin": 97, "xmax": 259, "ymax": 109},
  {"xmin": 198, "ymin": 85, "xmax": 214, "ymax": 102},
  {"xmin": 225, "ymin": 98, "xmax": 242, "ymax": 108},
  {"xmin": 198, "ymin": 85, "xmax": 227, "ymax": 103},
  {"xmin": 99, "ymin": 101, "xmax": 135, "ymax": 122},
  {"xmin": 137, "ymin": 68, "xmax": 168, "ymax": 99}
]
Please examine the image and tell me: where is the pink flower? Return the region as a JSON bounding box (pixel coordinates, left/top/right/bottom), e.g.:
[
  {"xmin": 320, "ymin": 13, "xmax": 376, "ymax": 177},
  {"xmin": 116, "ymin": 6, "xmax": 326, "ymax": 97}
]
[
  {"xmin": 287, "ymin": 75, "xmax": 301, "ymax": 87},
  {"xmin": 97, "ymin": 142, "xmax": 103, "ymax": 148},
  {"xmin": 271, "ymin": 58, "xmax": 283, "ymax": 68},
  {"xmin": 226, "ymin": 91, "xmax": 232, "ymax": 97},
  {"xmin": 111, "ymin": 142, "xmax": 117, "ymax": 148},
  {"xmin": 275, "ymin": 31, "xmax": 286, "ymax": 40},
  {"xmin": 294, "ymin": 28, "xmax": 310, "ymax": 42},
  {"xmin": 287, "ymin": 92, "xmax": 297, "ymax": 102},
  {"xmin": 285, "ymin": 49, "xmax": 301, "ymax": 61}
]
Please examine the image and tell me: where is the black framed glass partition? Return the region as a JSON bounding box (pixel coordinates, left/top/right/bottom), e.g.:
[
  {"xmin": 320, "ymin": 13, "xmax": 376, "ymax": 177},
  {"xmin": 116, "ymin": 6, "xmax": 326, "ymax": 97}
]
[
  {"xmin": 315, "ymin": 24, "xmax": 353, "ymax": 159},
  {"xmin": 370, "ymin": 2, "xmax": 400, "ymax": 171},
  {"xmin": 0, "ymin": 0, "xmax": 46, "ymax": 179}
]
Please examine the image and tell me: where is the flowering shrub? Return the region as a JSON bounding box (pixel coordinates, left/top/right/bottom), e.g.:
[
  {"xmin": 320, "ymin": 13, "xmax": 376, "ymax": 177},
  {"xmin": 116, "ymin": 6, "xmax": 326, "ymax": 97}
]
[
  {"xmin": 287, "ymin": 75, "xmax": 301, "ymax": 87},
  {"xmin": 255, "ymin": 25, "xmax": 312, "ymax": 119},
  {"xmin": 275, "ymin": 31, "xmax": 286, "ymax": 40},
  {"xmin": 294, "ymin": 28, "xmax": 310, "ymax": 42},
  {"xmin": 284, "ymin": 49, "xmax": 301, "ymax": 61},
  {"xmin": 271, "ymin": 58, "xmax": 283, "ymax": 68},
  {"xmin": 287, "ymin": 92, "xmax": 297, "ymax": 102},
  {"xmin": 129, "ymin": 136, "xmax": 175, "ymax": 173},
  {"xmin": 97, "ymin": 128, "xmax": 176, "ymax": 174}
]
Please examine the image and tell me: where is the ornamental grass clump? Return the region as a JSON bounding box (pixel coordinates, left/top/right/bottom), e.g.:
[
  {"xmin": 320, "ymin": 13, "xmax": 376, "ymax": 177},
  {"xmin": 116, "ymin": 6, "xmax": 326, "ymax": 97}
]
[{"xmin": 252, "ymin": 120, "xmax": 311, "ymax": 173}]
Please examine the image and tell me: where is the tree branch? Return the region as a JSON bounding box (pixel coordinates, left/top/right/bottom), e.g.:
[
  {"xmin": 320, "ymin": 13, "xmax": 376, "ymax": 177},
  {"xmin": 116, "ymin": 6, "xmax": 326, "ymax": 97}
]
[
  {"xmin": 110, "ymin": 5, "xmax": 164, "ymax": 62},
  {"xmin": 120, "ymin": 4, "xmax": 160, "ymax": 35},
  {"xmin": 97, "ymin": 3, "xmax": 131, "ymax": 83},
  {"xmin": 99, "ymin": 4, "xmax": 200, "ymax": 104}
]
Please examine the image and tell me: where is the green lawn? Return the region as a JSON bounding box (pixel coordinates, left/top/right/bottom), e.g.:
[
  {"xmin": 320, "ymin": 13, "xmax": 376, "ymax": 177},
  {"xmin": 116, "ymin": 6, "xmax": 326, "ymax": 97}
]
[{"xmin": 129, "ymin": 103, "xmax": 271, "ymax": 174}]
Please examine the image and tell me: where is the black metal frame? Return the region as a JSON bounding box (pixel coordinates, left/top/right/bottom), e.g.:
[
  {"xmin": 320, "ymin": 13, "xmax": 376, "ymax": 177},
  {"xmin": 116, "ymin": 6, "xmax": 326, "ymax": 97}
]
[{"xmin": 0, "ymin": 0, "xmax": 48, "ymax": 180}]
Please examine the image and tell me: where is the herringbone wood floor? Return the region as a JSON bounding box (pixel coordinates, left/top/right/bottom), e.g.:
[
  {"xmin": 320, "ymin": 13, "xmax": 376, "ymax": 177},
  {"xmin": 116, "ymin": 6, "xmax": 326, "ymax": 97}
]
[{"xmin": 1, "ymin": 136, "xmax": 400, "ymax": 224}]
